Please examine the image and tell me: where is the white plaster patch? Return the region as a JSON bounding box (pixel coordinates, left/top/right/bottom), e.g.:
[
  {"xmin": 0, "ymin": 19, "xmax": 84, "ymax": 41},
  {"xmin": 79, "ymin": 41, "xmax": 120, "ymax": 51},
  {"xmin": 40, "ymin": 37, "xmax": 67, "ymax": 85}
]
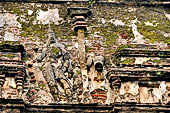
[
  {"xmin": 161, "ymin": 31, "xmax": 170, "ymax": 38},
  {"xmin": 164, "ymin": 13, "xmax": 170, "ymax": 21},
  {"xmin": 94, "ymin": 32, "xmax": 100, "ymax": 35},
  {"xmin": 144, "ymin": 21, "xmax": 158, "ymax": 27},
  {"xmin": 154, "ymin": 41, "xmax": 168, "ymax": 49},
  {"xmin": 74, "ymin": 42, "xmax": 78, "ymax": 48},
  {"xmin": 116, "ymin": 36, "xmax": 128, "ymax": 45},
  {"xmin": 0, "ymin": 17, "xmax": 5, "ymax": 28},
  {"xmin": 152, "ymin": 88, "xmax": 161, "ymax": 100},
  {"xmin": 163, "ymin": 32, "xmax": 170, "ymax": 37},
  {"xmin": 18, "ymin": 24, "xmax": 21, "ymax": 28},
  {"xmin": 134, "ymin": 57, "xmax": 150, "ymax": 64},
  {"xmin": 160, "ymin": 82, "xmax": 166, "ymax": 95},
  {"xmin": 37, "ymin": 9, "xmax": 60, "ymax": 25},
  {"xmin": 110, "ymin": 19, "xmax": 125, "ymax": 26},
  {"xmin": 3, "ymin": 77, "xmax": 16, "ymax": 89},
  {"xmin": 0, "ymin": 13, "xmax": 21, "ymax": 28},
  {"xmin": 4, "ymin": 32, "xmax": 16, "ymax": 41},
  {"xmin": 28, "ymin": 10, "xmax": 33, "ymax": 15},
  {"xmin": 130, "ymin": 17, "xmax": 141, "ymax": 24},
  {"xmin": 85, "ymin": 39, "xmax": 88, "ymax": 45},
  {"xmin": 98, "ymin": 18, "xmax": 106, "ymax": 24},
  {"xmin": 107, "ymin": 0, "xmax": 116, "ymax": 2},
  {"xmin": 128, "ymin": 7, "xmax": 137, "ymax": 12},
  {"xmin": 144, "ymin": 21, "xmax": 154, "ymax": 26}
]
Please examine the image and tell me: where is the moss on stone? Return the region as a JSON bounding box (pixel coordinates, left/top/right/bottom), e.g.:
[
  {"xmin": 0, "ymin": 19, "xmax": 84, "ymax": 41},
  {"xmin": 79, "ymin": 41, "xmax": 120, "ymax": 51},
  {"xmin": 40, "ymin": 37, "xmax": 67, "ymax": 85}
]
[
  {"xmin": 0, "ymin": 41, "xmax": 20, "ymax": 45},
  {"xmin": 3, "ymin": 3, "xmax": 49, "ymax": 41},
  {"xmin": 86, "ymin": 47, "xmax": 94, "ymax": 52},
  {"xmin": 4, "ymin": 53, "xmax": 15, "ymax": 58},
  {"xmin": 105, "ymin": 49, "xmax": 116, "ymax": 54},
  {"xmin": 21, "ymin": 32, "xmax": 28, "ymax": 37},
  {"xmin": 152, "ymin": 59, "xmax": 161, "ymax": 64},
  {"xmin": 90, "ymin": 26, "xmax": 119, "ymax": 46},
  {"xmin": 39, "ymin": 66, "xmax": 43, "ymax": 71},
  {"xmin": 112, "ymin": 56, "xmax": 121, "ymax": 65},
  {"xmin": 116, "ymin": 45, "xmax": 130, "ymax": 52},
  {"xmin": 52, "ymin": 48, "xmax": 59, "ymax": 55},
  {"xmin": 76, "ymin": 70, "xmax": 81, "ymax": 75},
  {"xmin": 39, "ymin": 84, "xmax": 45, "ymax": 89},
  {"xmin": 120, "ymin": 58, "xmax": 135, "ymax": 64},
  {"xmin": 138, "ymin": 24, "xmax": 169, "ymax": 44},
  {"xmin": 53, "ymin": 94, "xmax": 58, "ymax": 101}
]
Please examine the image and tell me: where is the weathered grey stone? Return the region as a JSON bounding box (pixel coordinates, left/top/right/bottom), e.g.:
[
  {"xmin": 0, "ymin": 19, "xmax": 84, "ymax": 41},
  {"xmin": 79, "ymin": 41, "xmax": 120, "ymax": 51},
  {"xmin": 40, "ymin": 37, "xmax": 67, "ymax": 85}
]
[
  {"xmin": 93, "ymin": 56, "xmax": 105, "ymax": 72},
  {"xmin": 43, "ymin": 63, "xmax": 55, "ymax": 85},
  {"xmin": 94, "ymin": 56, "xmax": 105, "ymax": 66},
  {"xmin": 0, "ymin": 17, "xmax": 5, "ymax": 28},
  {"xmin": 37, "ymin": 49, "xmax": 47, "ymax": 62},
  {"xmin": 51, "ymin": 42, "xmax": 65, "ymax": 49},
  {"xmin": 87, "ymin": 54, "xmax": 95, "ymax": 67}
]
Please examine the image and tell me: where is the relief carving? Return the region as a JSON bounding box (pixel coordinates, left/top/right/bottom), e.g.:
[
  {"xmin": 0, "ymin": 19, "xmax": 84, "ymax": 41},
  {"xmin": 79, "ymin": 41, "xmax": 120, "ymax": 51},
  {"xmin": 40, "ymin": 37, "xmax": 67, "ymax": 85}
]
[
  {"xmin": 88, "ymin": 55, "xmax": 111, "ymax": 104},
  {"xmin": 116, "ymin": 82, "xmax": 139, "ymax": 103}
]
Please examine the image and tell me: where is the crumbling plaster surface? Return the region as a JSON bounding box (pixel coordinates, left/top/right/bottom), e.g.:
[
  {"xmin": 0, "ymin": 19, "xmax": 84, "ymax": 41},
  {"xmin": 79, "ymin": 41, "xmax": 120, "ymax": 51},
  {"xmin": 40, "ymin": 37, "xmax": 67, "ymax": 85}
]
[{"xmin": 0, "ymin": 2, "xmax": 170, "ymax": 105}]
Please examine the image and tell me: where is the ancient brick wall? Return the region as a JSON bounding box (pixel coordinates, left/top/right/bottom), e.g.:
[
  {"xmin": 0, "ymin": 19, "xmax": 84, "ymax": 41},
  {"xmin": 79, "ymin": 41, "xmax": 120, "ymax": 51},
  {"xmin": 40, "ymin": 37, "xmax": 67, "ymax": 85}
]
[{"xmin": 0, "ymin": 1, "xmax": 170, "ymax": 112}]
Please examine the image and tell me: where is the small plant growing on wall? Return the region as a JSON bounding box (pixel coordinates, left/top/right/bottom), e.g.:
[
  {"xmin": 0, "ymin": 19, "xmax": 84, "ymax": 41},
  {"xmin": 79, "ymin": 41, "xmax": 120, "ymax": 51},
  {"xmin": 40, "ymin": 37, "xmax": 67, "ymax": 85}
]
[{"xmin": 89, "ymin": 0, "xmax": 96, "ymax": 4}]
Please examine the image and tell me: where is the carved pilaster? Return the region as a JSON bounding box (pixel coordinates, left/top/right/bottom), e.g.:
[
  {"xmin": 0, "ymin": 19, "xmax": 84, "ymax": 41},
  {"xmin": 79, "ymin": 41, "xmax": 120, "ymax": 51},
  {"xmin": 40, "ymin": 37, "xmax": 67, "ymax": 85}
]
[
  {"xmin": 67, "ymin": 7, "xmax": 92, "ymax": 103},
  {"xmin": 16, "ymin": 71, "xmax": 25, "ymax": 98}
]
